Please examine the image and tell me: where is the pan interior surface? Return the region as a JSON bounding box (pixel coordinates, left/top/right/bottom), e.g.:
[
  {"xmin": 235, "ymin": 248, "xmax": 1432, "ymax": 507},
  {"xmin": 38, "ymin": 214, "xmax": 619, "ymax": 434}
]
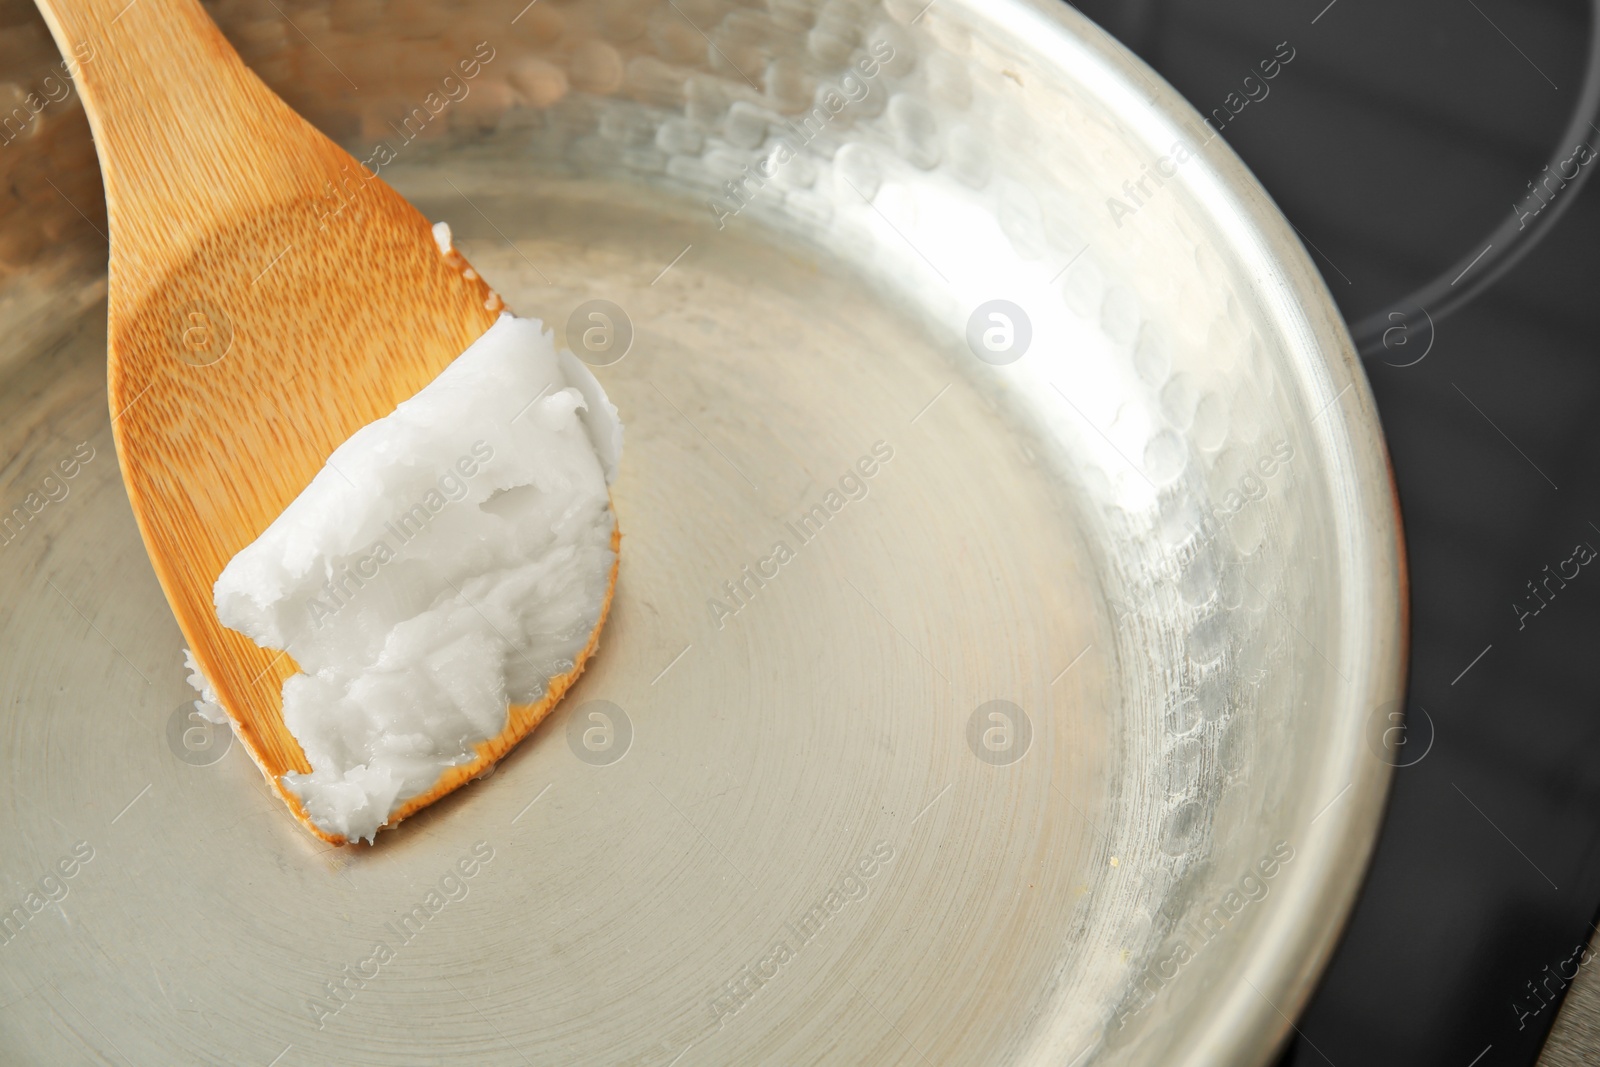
[{"xmin": 0, "ymin": 0, "xmax": 1402, "ymax": 1064}]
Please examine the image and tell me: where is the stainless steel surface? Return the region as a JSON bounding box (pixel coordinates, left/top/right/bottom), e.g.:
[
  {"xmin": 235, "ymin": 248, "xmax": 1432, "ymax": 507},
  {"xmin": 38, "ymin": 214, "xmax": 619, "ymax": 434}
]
[
  {"xmin": 0, "ymin": 0, "xmax": 1404, "ymax": 1063},
  {"xmin": 1536, "ymin": 927, "xmax": 1600, "ymax": 1067}
]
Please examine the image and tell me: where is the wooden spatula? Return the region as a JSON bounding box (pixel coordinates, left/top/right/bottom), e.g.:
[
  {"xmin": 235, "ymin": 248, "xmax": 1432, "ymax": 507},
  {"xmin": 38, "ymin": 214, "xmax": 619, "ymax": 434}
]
[{"xmin": 35, "ymin": 0, "xmax": 605, "ymax": 844}]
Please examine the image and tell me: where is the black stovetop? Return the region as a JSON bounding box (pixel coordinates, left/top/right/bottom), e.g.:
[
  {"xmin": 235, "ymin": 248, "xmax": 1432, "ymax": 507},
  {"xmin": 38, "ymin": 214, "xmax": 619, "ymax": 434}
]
[{"xmin": 1070, "ymin": 1, "xmax": 1600, "ymax": 1064}]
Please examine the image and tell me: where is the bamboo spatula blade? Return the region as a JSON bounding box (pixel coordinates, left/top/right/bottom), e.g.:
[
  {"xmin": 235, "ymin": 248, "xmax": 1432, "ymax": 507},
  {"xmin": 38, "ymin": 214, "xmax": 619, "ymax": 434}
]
[{"xmin": 35, "ymin": 0, "xmax": 608, "ymax": 845}]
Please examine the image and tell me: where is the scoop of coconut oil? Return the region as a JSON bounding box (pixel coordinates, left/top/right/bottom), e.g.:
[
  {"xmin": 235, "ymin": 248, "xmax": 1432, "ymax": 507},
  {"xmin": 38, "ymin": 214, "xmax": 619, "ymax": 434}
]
[{"xmin": 212, "ymin": 311, "xmax": 621, "ymax": 842}]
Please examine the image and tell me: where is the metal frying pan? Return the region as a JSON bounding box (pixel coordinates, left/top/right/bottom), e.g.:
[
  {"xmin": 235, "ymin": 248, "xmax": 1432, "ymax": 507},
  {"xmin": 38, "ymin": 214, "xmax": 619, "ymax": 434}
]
[{"xmin": 0, "ymin": 0, "xmax": 1403, "ymax": 1062}]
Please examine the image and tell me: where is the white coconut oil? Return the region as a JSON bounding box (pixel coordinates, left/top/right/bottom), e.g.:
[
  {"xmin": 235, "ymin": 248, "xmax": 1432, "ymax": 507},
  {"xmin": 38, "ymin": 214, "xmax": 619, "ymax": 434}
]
[{"xmin": 212, "ymin": 312, "xmax": 621, "ymax": 842}]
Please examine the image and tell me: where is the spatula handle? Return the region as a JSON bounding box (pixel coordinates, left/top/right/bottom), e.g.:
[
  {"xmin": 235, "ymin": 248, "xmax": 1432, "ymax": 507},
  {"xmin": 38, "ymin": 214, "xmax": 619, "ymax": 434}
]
[{"xmin": 31, "ymin": 0, "xmax": 327, "ymax": 299}]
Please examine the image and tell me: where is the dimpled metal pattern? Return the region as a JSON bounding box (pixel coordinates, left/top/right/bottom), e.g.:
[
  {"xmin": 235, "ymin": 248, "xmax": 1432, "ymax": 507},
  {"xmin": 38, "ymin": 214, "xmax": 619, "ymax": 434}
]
[{"xmin": 0, "ymin": 0, "xmax": 1402, "ymax": 1063}]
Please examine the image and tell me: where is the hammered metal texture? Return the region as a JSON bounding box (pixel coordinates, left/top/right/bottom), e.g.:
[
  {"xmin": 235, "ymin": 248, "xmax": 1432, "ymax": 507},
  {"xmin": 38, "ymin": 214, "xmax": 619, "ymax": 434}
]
[{"xmin": 0, "ymin": 1, "xmax": 1402, "ymax": 1063}]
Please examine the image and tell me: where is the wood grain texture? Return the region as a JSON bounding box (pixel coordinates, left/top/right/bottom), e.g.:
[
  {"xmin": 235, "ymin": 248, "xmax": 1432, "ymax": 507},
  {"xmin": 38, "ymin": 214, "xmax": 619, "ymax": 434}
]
[{"xmin": 33, "ymin": 0, "xmax": 615, "ymax": 844}]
